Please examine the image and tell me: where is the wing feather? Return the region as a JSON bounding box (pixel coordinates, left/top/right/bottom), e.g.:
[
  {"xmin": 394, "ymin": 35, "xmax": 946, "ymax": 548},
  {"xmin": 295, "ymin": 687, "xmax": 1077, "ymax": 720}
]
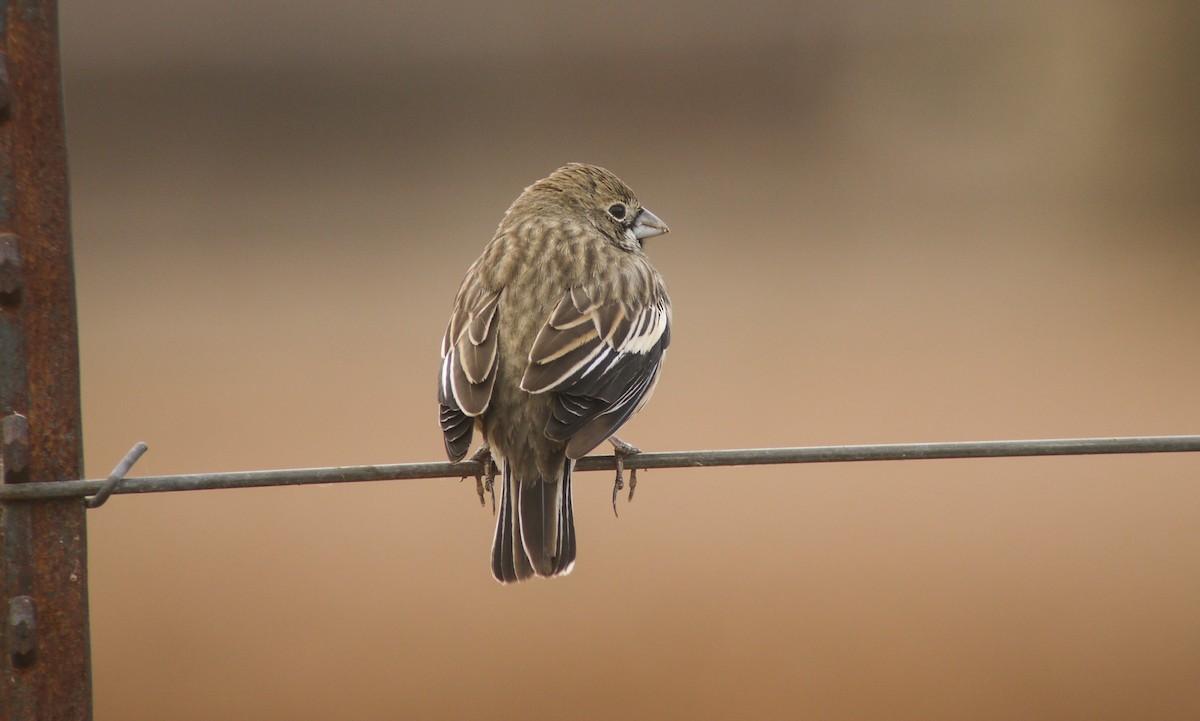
[
  {"xmin": 522, "ymin": 287, "xmax": 670, "ymax": 460},
  {"xmin": 438, "ymin": 288, "xmax": 502, "ymax": 461}
]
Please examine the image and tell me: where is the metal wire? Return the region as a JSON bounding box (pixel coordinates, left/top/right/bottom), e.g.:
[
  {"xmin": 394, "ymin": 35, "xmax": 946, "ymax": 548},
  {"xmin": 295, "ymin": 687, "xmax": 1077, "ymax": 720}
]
[
  {"xmin": 84, "ymin": 442, "xmax": 149, "ymax": 508},
  {"xmin": 1, "ymin": 435, "xmax": 1198, "ymax": 504}
]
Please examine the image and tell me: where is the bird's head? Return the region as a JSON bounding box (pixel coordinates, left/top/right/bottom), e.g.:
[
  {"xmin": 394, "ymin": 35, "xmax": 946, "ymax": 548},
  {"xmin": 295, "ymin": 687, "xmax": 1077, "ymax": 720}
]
[{"xmin": 529, "ymin": 163, "xmax": 670, "ymax": 252}]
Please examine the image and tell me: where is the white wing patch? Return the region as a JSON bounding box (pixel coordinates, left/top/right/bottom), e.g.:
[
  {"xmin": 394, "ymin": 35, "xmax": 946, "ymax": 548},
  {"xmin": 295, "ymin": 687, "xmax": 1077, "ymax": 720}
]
[
  {"xmin": 522, "ymin": 298, "xmax": 668, "ymax": 395},
  {"xmin": 617, "ymin": 302, "xmax": 670, "ymax": 355}
]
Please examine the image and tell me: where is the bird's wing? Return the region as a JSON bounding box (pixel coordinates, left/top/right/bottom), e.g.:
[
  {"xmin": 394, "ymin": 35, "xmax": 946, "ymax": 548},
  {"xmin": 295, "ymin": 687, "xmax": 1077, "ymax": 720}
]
[
  {"xmin": 439, "ymin": 287, "xmax": 501, "ymax": 461},
  {"xmin": 521, "ymin": 285, "xmax": 670, "ymax": 459}
]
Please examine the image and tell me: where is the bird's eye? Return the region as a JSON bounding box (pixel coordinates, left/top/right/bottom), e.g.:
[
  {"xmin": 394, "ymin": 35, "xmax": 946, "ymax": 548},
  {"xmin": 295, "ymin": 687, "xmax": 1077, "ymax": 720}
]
[{"xmin": 607, "ymin": 204, "xmax": 627, "ymax": 221}]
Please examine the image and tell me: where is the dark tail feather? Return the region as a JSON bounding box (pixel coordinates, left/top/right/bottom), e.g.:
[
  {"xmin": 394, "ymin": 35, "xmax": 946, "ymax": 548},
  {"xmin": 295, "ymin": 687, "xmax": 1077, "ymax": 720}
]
[
  {"xmin": 491, "ymin": 459, "xmax": 532, "ymax": 583},
  {"xmin": 556, "ymin": 462, "xmax": 576, "ymax": 574},
  {"xmin": 491, "ymin": 457, "xmax": 575, "ymax": 583}
]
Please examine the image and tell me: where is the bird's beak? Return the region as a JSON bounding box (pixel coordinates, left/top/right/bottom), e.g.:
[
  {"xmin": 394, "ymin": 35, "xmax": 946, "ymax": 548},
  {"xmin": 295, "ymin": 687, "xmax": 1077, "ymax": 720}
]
[{"xmin": 632, "ymin": 207, "xmax": 670, "ymax": 240}]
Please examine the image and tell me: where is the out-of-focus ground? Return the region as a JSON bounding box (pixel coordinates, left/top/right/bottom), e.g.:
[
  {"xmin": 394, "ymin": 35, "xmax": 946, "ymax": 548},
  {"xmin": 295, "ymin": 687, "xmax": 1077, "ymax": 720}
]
[{"xmin": 61, "ymin": 3, "xmax": 1199, "ymax": 719}]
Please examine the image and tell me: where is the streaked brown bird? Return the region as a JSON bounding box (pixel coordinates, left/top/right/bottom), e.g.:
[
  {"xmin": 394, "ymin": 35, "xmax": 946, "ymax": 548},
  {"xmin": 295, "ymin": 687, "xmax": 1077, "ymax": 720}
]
[{"xmin": 438, "ymin": 163, "xmax": 672, "ymax": 583}]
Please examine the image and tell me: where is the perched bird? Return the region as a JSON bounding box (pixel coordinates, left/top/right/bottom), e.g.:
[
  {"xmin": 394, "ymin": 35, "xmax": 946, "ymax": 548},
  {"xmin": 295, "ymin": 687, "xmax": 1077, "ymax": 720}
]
[{"xmin": 438, "ymin": 163, "xmax": 672, "ymax": 583}]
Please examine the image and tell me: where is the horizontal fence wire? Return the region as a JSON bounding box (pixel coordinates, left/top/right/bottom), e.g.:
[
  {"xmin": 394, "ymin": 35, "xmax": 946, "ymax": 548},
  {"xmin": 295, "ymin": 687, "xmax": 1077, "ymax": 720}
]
[{"xmin": 1, "ymin": 435, "xmax": 1198, "ymax": 504}]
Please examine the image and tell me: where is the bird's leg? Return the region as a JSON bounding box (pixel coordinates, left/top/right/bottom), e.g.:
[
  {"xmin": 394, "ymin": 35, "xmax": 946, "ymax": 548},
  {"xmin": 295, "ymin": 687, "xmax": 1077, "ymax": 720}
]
[
  {"xmin": 609, "ymin": 436, "xmax": 642, "ymax": 517},
  {"xmin": 463, "ymin": 444, "xmax": 498, "ymax": 512}
]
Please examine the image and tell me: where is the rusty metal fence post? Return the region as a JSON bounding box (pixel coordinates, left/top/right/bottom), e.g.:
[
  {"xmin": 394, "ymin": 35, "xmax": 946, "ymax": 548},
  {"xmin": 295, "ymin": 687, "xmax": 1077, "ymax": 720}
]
[{"xmin": 0, "ymin": 1, "xmax": 91, "ymax": 720}]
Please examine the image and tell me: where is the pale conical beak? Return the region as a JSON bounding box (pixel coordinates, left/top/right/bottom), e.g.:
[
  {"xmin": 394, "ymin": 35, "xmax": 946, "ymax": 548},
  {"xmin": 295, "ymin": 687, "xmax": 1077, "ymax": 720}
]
[{"xmin": 632, "ymin": 207, "xmax": 670, "ymax": 240}]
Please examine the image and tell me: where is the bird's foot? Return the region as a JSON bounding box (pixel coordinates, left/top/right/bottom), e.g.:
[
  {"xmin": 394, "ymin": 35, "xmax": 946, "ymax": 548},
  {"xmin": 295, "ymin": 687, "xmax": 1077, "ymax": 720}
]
[
  {"xmin": 463, "ymin": 445, "xmax": 497, "ymax": 513},
  {"xmin": 609, "ymin": 436, "xmax": 642, "ymax": 517}
]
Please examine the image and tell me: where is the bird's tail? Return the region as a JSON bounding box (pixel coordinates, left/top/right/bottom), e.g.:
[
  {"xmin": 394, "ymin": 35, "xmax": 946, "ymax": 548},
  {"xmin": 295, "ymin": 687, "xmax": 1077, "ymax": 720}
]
[{"xmin": 491, "ymin": 457, "xmax": 576, "ymax": 583}]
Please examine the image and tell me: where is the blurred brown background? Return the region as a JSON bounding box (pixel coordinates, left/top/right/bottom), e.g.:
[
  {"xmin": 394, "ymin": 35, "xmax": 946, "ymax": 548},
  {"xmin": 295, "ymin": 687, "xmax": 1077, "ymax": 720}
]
[{"xmin": 61, "ymin": 2, "xmax": 1199, "ymax": 719}]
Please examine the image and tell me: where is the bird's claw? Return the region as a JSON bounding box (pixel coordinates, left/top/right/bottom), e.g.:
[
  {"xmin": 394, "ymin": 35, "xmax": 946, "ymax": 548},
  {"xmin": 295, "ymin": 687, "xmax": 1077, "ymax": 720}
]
[
  {"xmin": 462, "ymin": 445, "xmax": 497, "ymax": 513},
  {"xmin": 609, "ymin": 436, "xmax": 642, "ymax": 517}
]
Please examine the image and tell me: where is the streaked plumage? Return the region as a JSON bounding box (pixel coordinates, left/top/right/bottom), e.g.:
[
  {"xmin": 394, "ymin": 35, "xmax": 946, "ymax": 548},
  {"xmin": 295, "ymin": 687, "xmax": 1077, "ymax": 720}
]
[{"xmin": 438, "ymin": 163, "xmax": 672, "ymax": 582}]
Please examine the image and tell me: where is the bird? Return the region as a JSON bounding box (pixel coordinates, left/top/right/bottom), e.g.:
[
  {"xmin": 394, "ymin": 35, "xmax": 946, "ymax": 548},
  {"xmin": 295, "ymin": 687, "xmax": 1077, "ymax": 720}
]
[{"xmin": 438, "ymin": 163, "xmax": 672, "ymax": 583}]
